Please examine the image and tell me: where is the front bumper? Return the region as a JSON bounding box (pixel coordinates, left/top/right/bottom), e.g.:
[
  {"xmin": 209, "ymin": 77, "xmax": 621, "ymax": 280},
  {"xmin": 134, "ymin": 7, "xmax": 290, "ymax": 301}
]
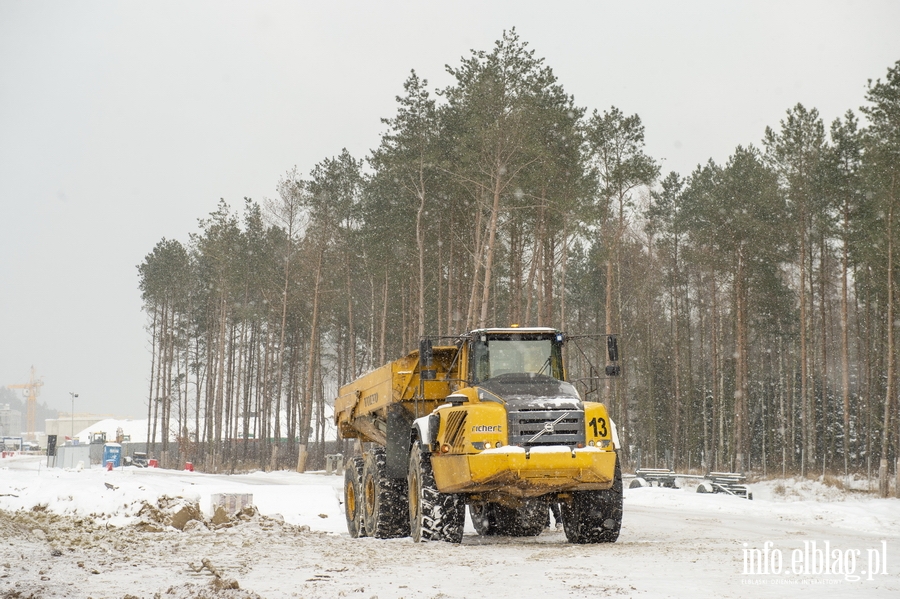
[{"xmin": 431, "ymin": 446, "xmax": 617, "ymax": 497}]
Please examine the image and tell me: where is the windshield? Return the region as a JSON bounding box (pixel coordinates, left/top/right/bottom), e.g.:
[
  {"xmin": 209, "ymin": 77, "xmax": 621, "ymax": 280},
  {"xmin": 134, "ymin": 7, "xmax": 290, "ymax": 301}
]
[{"xmin": 470, "ymin": 333, "xmax": 564, "ymax": 383}]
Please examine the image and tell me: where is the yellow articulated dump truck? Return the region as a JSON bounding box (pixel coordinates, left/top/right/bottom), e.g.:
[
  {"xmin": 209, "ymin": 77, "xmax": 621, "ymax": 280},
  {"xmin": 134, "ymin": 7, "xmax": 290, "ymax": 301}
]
[{"xmin": 334, "ymin": 326, "xmax": 622, "ymax": 544}]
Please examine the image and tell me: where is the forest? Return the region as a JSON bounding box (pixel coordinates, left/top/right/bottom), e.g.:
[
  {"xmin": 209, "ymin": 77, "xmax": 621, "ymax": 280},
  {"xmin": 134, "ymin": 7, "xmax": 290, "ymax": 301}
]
[{"xmin": 137, "ymin": 31, "xmax": 900, "ymax": 494}]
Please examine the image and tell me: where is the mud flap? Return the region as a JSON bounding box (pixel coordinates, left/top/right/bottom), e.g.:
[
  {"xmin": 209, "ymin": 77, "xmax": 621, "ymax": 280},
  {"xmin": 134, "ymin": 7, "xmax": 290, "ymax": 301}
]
[{"xmin": 385, "ymin": 404, "xmax": 414, "ymax": 479}]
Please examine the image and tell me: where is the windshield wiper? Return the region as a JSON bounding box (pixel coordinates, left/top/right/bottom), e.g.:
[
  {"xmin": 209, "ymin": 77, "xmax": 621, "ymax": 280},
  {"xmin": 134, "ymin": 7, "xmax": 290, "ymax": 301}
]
[{"xmin": 537, "ymin": 357, "xmax": 551, "ymax": 376}]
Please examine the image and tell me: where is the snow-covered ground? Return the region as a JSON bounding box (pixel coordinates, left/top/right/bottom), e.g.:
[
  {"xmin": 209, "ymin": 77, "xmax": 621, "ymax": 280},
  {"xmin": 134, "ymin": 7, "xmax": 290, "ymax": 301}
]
[{"xmin": 1, "ymin": 455, "xmax": 898, "ymax": 598}]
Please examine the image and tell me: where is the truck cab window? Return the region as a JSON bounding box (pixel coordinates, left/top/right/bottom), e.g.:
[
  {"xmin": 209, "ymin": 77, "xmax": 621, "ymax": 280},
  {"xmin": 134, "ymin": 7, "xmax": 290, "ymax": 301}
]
[{"xmin": 470, "ymin": 334, "xmax": 562, "ymax": 382}]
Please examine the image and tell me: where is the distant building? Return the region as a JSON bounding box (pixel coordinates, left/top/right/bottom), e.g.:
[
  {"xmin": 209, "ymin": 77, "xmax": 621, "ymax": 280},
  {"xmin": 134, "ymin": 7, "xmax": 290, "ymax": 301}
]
[
  {"xmin": 0, "ymin": 404, "xmax": 22, "ymax": 436},
  {"xmin": 45, "ymin": 413, "xmax": 114, "ymax": 442},
  {"xmin": 73, "ymin": 418, "xmax": 162, "ymax": 444}
]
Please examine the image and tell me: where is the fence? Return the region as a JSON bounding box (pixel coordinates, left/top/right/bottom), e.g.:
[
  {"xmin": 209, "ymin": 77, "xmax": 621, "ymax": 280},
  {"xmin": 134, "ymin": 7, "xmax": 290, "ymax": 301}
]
[{"xmin": 137, "ymin": 438, "xmax": 352, "ymax": 473}]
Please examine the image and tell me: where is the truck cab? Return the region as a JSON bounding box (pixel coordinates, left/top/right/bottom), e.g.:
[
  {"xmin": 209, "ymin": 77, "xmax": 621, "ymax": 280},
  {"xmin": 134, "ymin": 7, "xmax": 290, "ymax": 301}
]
[{"xmin": 468, "ymin": 328, "xmax": 565, "ymax": 383}]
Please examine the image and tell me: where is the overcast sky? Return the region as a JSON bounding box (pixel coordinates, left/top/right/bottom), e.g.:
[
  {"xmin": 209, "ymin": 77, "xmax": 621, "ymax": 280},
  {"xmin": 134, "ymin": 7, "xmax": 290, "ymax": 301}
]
[{"xmin": 1, "ymin": 0, "xmax": 899, "ymax": 420}]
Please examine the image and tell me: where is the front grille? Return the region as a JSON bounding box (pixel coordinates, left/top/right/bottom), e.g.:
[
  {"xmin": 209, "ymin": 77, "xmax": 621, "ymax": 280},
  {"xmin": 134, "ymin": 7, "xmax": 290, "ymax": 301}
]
[{"xmin": 507, "ymin": 407, "xmax": 585, "ymax": 448}]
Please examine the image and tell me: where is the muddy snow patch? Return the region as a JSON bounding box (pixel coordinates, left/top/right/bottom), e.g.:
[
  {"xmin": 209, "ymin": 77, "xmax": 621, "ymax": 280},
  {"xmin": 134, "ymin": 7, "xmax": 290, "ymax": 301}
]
[{"xmin": 136, "ymin": 494, "xmax": 204, "ymax": 531}]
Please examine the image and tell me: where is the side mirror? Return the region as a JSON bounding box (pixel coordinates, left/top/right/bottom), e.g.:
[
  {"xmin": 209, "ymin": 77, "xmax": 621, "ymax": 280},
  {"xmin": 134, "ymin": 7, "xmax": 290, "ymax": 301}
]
[
  {"xmin": 420, "ymin": 338, "xmax": 433, "ymax": 367},
  {"xmin": 606, "ymin": 335, "xmax": 620, "ymax": 377},
  {"xmin": 607, "ymin": 335, "xmax": 619, "ymax": 362},
  {"xmin": 419, "ymin": 338, "xmax": 436, "ymax": 380}
]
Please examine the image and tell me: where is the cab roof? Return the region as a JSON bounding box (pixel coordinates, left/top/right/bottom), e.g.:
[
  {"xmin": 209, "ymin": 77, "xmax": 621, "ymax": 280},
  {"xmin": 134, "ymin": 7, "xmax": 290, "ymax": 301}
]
[{"xmin": 468, "ymin": 327, "xmax": 562, "ymax": 337}]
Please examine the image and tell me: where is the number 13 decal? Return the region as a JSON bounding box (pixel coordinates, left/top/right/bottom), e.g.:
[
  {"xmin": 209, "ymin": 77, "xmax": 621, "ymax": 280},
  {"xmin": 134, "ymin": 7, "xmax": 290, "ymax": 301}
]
[{"xmin": 588, "ymin": 417, "xmax": 608, "ymax": 437}]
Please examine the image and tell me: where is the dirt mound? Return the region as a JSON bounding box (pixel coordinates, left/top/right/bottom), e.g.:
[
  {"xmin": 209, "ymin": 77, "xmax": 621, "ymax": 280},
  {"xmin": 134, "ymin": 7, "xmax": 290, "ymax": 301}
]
[
  {"xmin": 132, "ymin": 495, "xmax": 301, "ymax": 534},
  {"xmin": 136, "ymin": 495, "xmax": 204, "ymax": 532},
  {"xmin": 0, "ymin": 506, "xmax": 292, "ymax": 598},
  {"xmin": 0, "ymin": 509, "xmax": 50, "ymax": 541}
]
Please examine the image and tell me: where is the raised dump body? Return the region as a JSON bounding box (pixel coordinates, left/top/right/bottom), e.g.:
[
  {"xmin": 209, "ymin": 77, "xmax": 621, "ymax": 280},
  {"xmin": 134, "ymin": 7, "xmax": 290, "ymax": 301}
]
[
  {"xmin": 336, "ymin": 327, "xmax": 623, "ymax": 544},
  {"xmin": 334, "ymin": 345, "xmax": 457, "ymax": 445}
]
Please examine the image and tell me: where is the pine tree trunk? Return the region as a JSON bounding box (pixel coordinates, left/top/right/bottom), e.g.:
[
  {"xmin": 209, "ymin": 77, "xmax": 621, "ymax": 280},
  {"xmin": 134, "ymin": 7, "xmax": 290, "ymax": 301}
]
[
  {"xmin": 524, "ymin": 233, "xmax": 540, "ymax": 324},
  {"xmin": 542, "ymin": 226, "xmax": 554, "ymax": 326},
  {"xmin": 779, "ymin": 334, "xmax": 787, "ymax": 476},
  {"xmin": 672, "ymin": 236, "xmax": 682, "ymax": 467},
  {"xmin": 560, "ymin": 219, "xmax": 569, "ymax": 329},
  {"xmin": 416, "ymin": 188, "xmax": 426, "ymax": 338},
  {"xmin": 712, "ymin": 274, "xmax": 723, "ymax": 470},
  {"xmin": 842, "ymin": 204, "xmax": 851, "ymax": 475},
  {"xmin": 380, "ymin": 273, "xmax": 388, "ymax": 365},
  {"xmin": 298, "ymin": 245, "xmax": 325, "ymax": 472},
  {"xmin": 808, "ymin": 234, "xmax": 817, "ymax": 473},
  {"xmin": 479, "ymin": 181, "xmax": 504, "ymax": 327},
  {"xmin": 274, "ymin": 244, "xmax": 292, "ymax": 458},
  {"xmin": 880, "ymin": 198, "xmax": 894, "ymax": 497},
  {"xmin": 604, "ymin": 256, "xmax": 614, "ymax": 405},
  {"xmin": 446, "ymin": 234, "xmax": 454, "ymax": 335},
  {"xmin": 194, "ymin": 335, "xmax": 202, "ymax": 463},
  {"xmin": 800, "ymin": 226, "xmax": 809, "ymax": 477},
  {"xmin": 820, "ymin": 234, "xmax": 829, "ymax": 472},
  {"xmin": 466, "ymin": 193, "xmax": 486, "ymax": 330},
  {"xmin": 510, "ymin": 223, "xmax": 522, "ymax": 324},
  {"xmin": 152, "ymin": 299, "xmax": 168, "ymax": 456},
  {"xmin": 346, "ymin": 248, "xmax": 357, "ymax": 379},
  {"xmin": 146, "ymin": 306, "xmax": 158, "ymax": 457},
  {"xmin": 234, "ymin": 317, "xmax": 246, "ymax": 461},
  {"xmin": 734, "ymin": 250, "xmax": 746, "ymax": 472},
  {"xmin": 698, "ymin": 272, "xmax": 709, "ymax": 469},
  {"xmin": 436, "ymin": 240, "xmax": 443, "ymax": 338}
]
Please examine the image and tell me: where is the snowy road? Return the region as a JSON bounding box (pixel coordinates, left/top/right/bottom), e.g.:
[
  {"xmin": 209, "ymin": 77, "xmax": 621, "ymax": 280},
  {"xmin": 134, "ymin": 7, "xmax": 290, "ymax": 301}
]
[{"xmin": 1, "ymin": 456, "xmax": 898, "ymax": 598}]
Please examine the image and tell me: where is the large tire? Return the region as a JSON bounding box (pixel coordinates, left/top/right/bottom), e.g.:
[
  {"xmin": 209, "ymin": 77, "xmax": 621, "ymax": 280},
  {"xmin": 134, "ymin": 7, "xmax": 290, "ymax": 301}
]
[
  {"xmin": 362, "ymin": 447, "xmax": 410, "ymax": 538},
  {"xmin": 344, "ymin": 456, "xmax": 367, "ymax": 538},
  {"xmin": 469, "ymin": 501, "xmax": 499, "ymax": 536},
  {"xmin": 408, "ymin": 442, "xmax": 464, "ymax": 543},
  {"xmin": 562, "ymin": 456, "xmax": 623, "ymax": 544},
  {"xmin": 469, "ymin": 500, "xmax": 547, "ymax": 537},
  {"xmin": 494, "ymin": 501, "xmax": 547, "ymax": 536},
  {"xmin": 509, "ymin": 500, "xmax": 549, "ymax": 536}
]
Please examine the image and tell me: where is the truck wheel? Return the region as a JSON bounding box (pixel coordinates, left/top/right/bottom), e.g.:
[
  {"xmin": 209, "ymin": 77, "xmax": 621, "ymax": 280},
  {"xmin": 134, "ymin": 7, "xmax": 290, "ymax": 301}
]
[
  {"xmin": 490, "ymin": 500, "xmax": 547, "ymax": 537},
  {"xmin": 510, "ymin": 500, "xmax": 549, "ymax": 536},
  {"xmin": 471, "ymin": 501, "xmax": 543, "ymax": 536},
  {"xmin": 363, "ymin": 447, "xmax": 410, "ymax": 538},
  {"xmin": 469, "ymin": 501, "xmax": 499, "ymax": 536},
  {"xmin": 562, "ymin": 456, "xmax": 622, "ymax": 544},
  {"xmin": 344, "ymin": 456, "xmax": 367, "ymax": 538},
  {"xmin": 408, "ymin": 442, "xmax": 464, "ymax": 543}
]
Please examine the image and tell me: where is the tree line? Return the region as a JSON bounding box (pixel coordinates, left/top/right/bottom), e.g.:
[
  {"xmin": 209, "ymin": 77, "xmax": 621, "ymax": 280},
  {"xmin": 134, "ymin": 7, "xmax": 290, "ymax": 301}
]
[{"xmin": 137, "ymin": 30, "xmax": 900, "ymax": 493}]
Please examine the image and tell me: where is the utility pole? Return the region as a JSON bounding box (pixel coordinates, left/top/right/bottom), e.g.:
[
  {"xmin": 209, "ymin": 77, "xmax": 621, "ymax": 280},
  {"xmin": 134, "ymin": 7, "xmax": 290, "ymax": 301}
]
[{"xmin": 69, "ymin": 391, "xmax": 78, "ymax": 441}]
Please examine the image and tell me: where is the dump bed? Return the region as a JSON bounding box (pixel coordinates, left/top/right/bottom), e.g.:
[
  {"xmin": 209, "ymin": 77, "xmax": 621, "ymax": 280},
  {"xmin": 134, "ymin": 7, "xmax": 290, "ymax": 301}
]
[{"xmin": 334, "ymin": 346, "xmax": 459, "ymax": 444}]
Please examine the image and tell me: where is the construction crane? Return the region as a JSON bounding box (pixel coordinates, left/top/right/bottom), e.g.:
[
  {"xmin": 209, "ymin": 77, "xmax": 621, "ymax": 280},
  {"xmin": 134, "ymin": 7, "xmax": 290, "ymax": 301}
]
[{"xmin": 8, "ymin": 366, "xmax": 43, "ymax": 439}]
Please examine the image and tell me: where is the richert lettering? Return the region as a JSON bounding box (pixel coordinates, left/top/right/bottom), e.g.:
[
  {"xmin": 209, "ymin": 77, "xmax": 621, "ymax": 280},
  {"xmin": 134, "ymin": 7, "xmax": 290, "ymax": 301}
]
[{"xmin": 471, "ymin": 425, "xmax": 502, "ymax": 433}]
